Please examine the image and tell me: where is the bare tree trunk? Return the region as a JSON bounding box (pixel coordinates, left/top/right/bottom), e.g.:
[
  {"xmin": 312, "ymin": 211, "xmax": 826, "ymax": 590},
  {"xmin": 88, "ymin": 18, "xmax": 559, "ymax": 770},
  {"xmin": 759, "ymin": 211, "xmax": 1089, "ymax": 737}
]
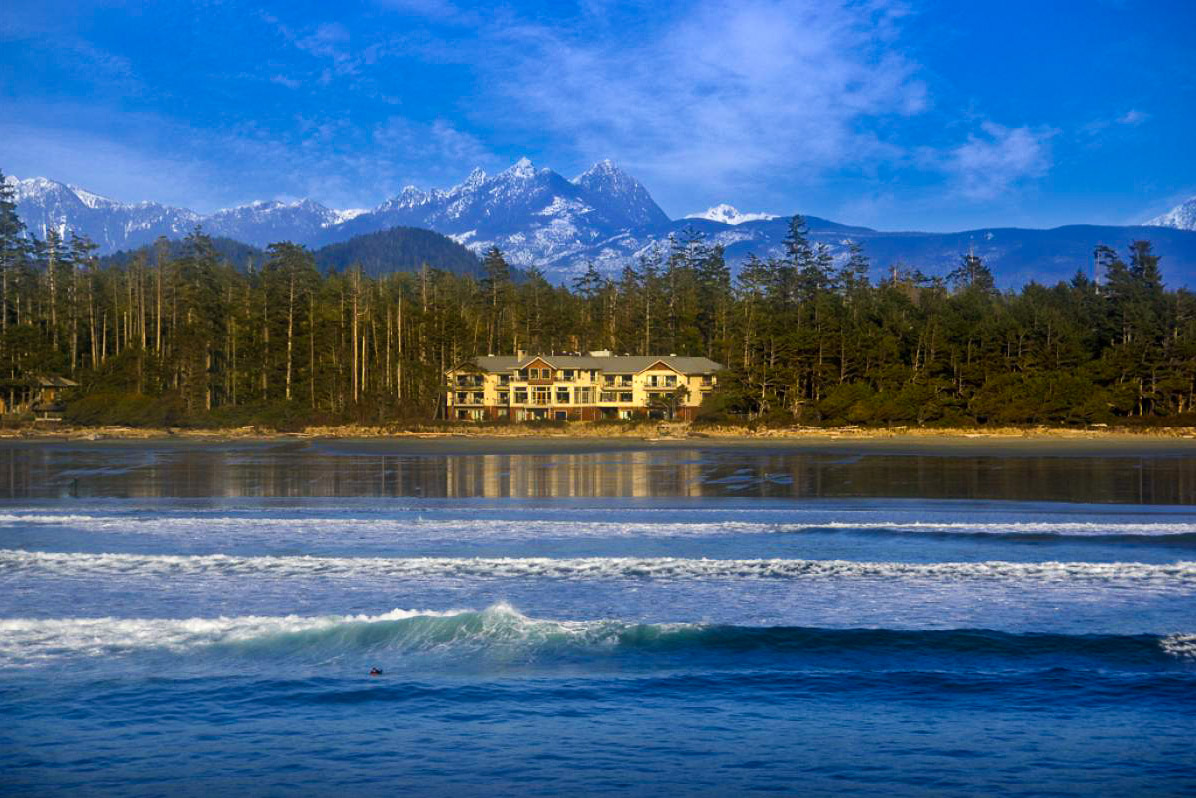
[
  {"xmin": 88, "ymin": 279, "xmax": 98, "ymax": 369},
  {"xmin": 285, "ymin": 268, "xmax": 295, "ymax": 401},
  {"xmin": 69, "ymin": 273, "xmax": 78, "ymax": 376},
  {"xmin": 352, "ymin": 270, "xmax": 360, "ymax": 404},
  {"xmin": 47, "ymin": 242, "xmax": 58, "ymax": 348},
  {"xmin": 396, "ymin": 296, "xmax": 403, "ymax": 402},
  {"xmin": 261, "ymin": 280, "xmax": 269, "ymax": 402},
  {"xmin": 155, "ymin": 251, "xmax": 163, "ymax": 354},
  {"xmin": 309, "ymin": 290, "xmax": 316, "ymax": 410}
]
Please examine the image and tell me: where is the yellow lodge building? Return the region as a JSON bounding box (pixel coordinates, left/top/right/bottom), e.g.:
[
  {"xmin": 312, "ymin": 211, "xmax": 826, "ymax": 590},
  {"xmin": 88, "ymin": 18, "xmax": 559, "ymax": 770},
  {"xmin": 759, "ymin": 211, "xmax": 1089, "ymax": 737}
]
[{"xmin": 445, "ymin": 351, "xmax": 722, "ymax": 422}]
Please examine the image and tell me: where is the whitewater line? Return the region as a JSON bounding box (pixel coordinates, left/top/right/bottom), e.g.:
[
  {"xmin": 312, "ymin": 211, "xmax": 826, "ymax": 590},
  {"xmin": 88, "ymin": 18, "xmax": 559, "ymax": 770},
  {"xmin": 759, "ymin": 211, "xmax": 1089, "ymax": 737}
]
[
  {"xmin": 2, "ymin": 513, "xmax": 1196, "ymax": 537},
  {"xmin": 3, "ymin": 550, "xmax": 1194, "ymax": 585}
]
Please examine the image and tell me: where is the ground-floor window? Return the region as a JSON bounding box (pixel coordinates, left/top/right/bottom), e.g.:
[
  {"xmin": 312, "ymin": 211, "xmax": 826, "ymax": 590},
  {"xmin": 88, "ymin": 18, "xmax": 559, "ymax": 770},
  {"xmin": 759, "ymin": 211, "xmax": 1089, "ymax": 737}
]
[
  {"xmin": 554, "ymin": 410, "xmax": 567, "ymax": 421},
  {"xmin": 619, "ymin": 392, "xmax": 633, "ymax": 403}
]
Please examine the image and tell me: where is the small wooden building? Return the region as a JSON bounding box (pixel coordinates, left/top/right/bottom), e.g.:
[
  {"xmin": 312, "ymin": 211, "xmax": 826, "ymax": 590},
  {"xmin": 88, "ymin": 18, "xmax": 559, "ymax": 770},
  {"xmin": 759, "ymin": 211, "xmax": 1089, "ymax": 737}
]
[{"xmin": 0, "ymin": 375, "xmax": 80, "ymax": 420}]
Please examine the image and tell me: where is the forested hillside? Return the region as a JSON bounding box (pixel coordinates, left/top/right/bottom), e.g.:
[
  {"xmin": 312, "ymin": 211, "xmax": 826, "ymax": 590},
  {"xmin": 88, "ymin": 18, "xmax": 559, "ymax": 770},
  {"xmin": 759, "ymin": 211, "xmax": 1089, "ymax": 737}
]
[
  {"xmin": 312, "ymin": 226, "xmax": 481, "ymax": 277},
  {"xmin": 1, "ymin": 172, "xmax": 1193, "ymax": 428}
]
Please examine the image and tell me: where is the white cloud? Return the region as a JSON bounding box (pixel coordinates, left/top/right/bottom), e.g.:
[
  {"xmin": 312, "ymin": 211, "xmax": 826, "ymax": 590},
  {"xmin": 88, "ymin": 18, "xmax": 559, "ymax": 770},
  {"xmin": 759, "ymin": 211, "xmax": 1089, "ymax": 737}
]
[
  {"xmin": 485, "ymin": 0, "xmax": 927, "ymax": 207},
  {"xmin": 937, "ymin": 122, "xmax": 1056, "ymax": 201},
  {"xmin": 372, "ymin": 0, "xmax": 463, "ymax": 20},
  {"xmin": 371, "ymin": 117, "xmax": 501, "ymax": 187},
  {"xmin": 1117, "ymin": 109, "xmax": 1149, "ymax": 126}
]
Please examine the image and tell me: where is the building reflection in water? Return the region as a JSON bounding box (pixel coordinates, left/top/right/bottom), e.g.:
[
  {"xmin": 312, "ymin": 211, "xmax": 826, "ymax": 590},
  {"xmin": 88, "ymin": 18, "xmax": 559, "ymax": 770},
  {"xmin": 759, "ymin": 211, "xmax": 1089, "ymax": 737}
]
[{"xmin": 0, "ymin": 442, "xmax": 1194, "ymax": 504}]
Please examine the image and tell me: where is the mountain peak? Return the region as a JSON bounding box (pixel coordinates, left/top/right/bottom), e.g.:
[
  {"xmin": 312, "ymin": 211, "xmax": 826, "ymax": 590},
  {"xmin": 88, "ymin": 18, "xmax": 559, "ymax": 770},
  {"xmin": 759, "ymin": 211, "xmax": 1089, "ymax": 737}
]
[
  {"xmin": 65, "ymin": 184, "xmax": 120, "ymax": 210},
  {"xmin": 685, "ymin": 204, "xmax": 779, "ymax": 225},
  {"xmin": 1146, "ymin": 196, "xmax": 1196, "ymax": 231},
  {"xmin": 569, "ymin": 161, "xmax": 669, "ymax": 228},
  {"xmin": 575, "ymin": 159, "xmax": 622, "ymax": 179},
  {"xmin": 501, "ymin": 157, "xmax": 537, "ymax": 179},
  {"xmin": 463, "ymin": 167, "xmax": 488, "ymax": 187}
]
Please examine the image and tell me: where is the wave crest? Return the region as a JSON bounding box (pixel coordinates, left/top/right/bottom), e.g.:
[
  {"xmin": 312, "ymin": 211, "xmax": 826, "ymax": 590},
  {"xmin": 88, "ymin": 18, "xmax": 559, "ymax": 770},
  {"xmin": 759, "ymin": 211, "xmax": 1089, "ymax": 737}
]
[
  {"xmin": 1, "ymin": 604, "xmax": 1191, "ymax": 671},
  {"xmin": 4, "ymin": 550, "xmax": 1194, "ymax": 586}
]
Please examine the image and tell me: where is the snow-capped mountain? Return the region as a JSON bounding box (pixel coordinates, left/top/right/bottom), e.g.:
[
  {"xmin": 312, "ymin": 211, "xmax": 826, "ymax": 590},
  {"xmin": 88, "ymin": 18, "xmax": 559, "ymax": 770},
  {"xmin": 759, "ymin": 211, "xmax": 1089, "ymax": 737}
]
[
  {"xmin": 325, "ymin": 157, "xmax": 671, "ymax": 267},
  {"xmin": 6, "ymin": 175, "xmax": 201, "ymax": 251},
  {"xmin": 685, "ymin": 204, "xmax": 779, "ymax": 225},
  {"xmin": 1145, "ymin": 197, "xmax": 1196, "ymax": 231},
  {"xmin": 5, "ymin": 176, "xmax": 352, "ymax": 250},
  {"xmin": 6, "ymin": 162, "xmax": 1196, "ymax": 288}
]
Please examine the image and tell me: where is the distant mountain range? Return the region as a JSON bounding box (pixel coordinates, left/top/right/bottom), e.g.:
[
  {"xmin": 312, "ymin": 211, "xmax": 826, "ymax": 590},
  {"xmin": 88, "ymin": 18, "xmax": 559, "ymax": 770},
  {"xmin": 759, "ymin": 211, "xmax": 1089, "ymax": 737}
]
[
  {"xmin": 99, "ymin": 226, "xmax": 484, "ymax": 279},
  {"xmin": 7, "ymin": 162, "xmax": 1196, "ymax": 287}
]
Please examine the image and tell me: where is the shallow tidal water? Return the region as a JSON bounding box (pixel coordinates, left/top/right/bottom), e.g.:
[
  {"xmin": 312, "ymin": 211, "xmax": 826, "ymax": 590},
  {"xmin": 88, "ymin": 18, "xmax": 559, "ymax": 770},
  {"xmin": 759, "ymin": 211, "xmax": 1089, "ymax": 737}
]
[{"xmin": 1, "ymin": 439, "xmax": 1194, "ymax": 796}]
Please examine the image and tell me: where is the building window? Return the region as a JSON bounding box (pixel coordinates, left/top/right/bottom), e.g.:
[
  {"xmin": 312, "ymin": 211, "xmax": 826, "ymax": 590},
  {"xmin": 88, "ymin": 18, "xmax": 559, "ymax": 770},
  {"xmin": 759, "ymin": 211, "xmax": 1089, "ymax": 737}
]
[
  {"xmin": 562, "ymin": 369, "xmax": 574, "ymax": 381},
  {"xmin": 665, "ymin": 375, "xmax": 676, "ymax": 387},
  {"xmin": 533, "ymin": 387, "xmax": 550, "ymax": 405},
  {"xmin": 500, "ymin": 374, "xmax": 510, "ymax": 385},
  {"xmin": 603, "ymin": 374, "xmax": 615, "ymax": 386},
  {"xmin": 556, "ymin": 388, "xmax": 570, "ymax": 403},
  {"xmin": 456, "ymin": 392, "xmax": 467, "ymax": 403},
  {"xmin": 497, "ymin": 391, "xmax": 509, "ymax": 404},
  {"xmin": 575, "ymin": 387, "xmax": 593, "ymax": 404},
  {"xmin": 519, "ymin": 369, "xmax": 529, "ymax": 380},
  {"xmin": 619, "ymin": 392, "xmax": 633, "ymax": 403},
  {"xmin": 555, "ymin": 410, "xmax": 567, "ymax": 421},
  {"xmin": 472, "ymin": 392, "xmax": 484, "ymax": 403},
  {"xmin": 702, "ymin": 375, "xmax": 712, "ymax": 386},
  {"xmin": 514, "ymin": 389, "xmax": 528, "ymax": 404},
  {"xmin": 600, "ymin": 391, "xmax": 616, "ymax": 403}
]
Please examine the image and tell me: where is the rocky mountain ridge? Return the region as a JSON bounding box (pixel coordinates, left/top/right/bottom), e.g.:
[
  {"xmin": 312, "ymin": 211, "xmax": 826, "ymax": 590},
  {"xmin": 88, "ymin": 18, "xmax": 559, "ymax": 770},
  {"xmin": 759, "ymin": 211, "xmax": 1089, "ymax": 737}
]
[{"xmin": 7, "ymin": 162, "xmax": 1196, "ymax": 288}]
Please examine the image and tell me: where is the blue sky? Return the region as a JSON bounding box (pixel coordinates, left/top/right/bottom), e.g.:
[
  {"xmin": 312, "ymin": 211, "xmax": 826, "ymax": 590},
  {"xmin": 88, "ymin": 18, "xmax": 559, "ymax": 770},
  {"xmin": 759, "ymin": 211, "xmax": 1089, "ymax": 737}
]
[{"xmin": 1, "ymin": 0, "xmax": 1193, "ymax": 230}]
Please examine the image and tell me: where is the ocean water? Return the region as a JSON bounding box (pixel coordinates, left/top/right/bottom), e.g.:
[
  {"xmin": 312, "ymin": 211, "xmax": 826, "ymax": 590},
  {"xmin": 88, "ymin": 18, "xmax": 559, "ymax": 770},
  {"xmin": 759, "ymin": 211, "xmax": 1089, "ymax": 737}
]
[{"xmin": 1, "ymin": 440, "xmax": 1195, "ymax": 796}]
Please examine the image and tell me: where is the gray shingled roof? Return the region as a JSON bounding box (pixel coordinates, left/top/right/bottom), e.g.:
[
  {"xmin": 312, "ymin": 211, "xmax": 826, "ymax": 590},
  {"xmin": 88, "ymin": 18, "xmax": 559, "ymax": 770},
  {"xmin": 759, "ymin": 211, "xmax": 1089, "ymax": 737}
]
[{"xmin": 470, "ymin": 354, "xmax": 722, "ymax": 375}]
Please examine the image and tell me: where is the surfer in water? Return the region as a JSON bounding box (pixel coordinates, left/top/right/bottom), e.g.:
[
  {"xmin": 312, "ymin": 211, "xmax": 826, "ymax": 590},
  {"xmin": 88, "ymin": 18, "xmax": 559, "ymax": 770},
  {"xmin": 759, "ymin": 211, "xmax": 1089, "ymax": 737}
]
[{"xmin": 369, "ymin": 667, "xmax": 383, "ymax": 676}]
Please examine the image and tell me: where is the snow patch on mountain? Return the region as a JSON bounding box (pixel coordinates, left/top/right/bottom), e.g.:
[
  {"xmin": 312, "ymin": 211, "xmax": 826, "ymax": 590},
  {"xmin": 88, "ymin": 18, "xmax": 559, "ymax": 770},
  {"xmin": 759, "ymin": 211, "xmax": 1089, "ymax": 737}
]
[
  {"xmin": 1146, "ymin": 197, "xmax": 1196, "ymax": 231},
  {"xmin": 686, "ymin": 204, "xmax": 779, "ymax": 225},
  {"xmin": 333, "ymin": 208, "xmax": 369, "ymax": 224}
]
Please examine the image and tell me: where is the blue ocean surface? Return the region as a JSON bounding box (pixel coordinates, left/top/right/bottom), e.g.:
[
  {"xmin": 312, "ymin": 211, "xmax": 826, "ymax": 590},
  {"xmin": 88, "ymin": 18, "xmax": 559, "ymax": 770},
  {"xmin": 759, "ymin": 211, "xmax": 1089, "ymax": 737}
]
[{"xmin": 1, "ymin": 441, "xmax": 1194, "ymax": 796}]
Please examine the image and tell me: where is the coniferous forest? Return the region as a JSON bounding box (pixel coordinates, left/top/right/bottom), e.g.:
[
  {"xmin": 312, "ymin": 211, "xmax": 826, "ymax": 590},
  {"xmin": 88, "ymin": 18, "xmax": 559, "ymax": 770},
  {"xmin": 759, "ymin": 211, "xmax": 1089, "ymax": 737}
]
[{"xmin": 1, "ymin": 172, "xmax": 1194, "ymax": 429}]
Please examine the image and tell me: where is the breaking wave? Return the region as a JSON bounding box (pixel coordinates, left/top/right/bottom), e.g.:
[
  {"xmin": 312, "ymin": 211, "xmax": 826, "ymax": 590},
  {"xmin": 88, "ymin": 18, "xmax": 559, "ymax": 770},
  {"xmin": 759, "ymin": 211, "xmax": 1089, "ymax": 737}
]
[
  {"xmin": 4, "ymin": 550, "xmax": 1195, "ymax": 586},
  {"xmin": 1, "ymin": 604, "xmax": 1192, "ymax": 671},
  {"xmin": 3, "ymin": 512, "xmax": 1196, "ymax": 540}
]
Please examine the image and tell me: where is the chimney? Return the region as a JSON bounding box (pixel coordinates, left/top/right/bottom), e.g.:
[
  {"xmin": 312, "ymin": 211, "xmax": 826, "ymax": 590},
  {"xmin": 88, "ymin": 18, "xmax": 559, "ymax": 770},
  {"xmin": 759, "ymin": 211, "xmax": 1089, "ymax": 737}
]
[{"xmin": 516, "ymin": 349, "xmax": 526, "ymax": 360}]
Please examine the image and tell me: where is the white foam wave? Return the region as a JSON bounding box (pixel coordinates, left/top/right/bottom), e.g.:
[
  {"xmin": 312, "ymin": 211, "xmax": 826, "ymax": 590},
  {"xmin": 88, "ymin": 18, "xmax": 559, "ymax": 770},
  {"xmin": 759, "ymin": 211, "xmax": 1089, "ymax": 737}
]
[
  {"xmin": 2, "ymin": 604, "xmax": 1192, "ymax": 669},
  {"xmin": 0, "ymin": 603, "xmax": 647, "ymax": 668},
  {"xmin": 820, "ymin": 521, "xmax": 1196, "ymax": 537},
  {"xmin": 1161, "ymin": 634, "xmax": 1196, "ymax": 659},
  {"xmin": 2, "ymin": 513, "xmax": 1195, "ymax": 538},
  {"xmin": 4, "ymin": 550, "xmax": 1194, "ymax": 586},
  {"xmin": 0, "ymin": 607, "xmax": 463, "ymax": 667}
]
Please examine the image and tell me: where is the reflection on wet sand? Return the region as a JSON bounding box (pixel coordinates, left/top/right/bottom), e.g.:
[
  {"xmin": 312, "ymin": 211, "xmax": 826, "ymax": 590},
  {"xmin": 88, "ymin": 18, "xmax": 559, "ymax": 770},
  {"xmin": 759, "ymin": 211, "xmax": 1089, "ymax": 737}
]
[{"xmin": 1, "ymin": 442, "xmax": 1194, "ymax": 504}]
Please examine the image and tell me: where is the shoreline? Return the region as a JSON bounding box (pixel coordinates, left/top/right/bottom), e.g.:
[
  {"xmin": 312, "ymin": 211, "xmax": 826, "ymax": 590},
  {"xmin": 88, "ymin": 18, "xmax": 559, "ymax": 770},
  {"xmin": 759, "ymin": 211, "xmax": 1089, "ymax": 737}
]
[{"xmin": 3, "ymin": 422, "xmax": 1194, "ymax": 456}]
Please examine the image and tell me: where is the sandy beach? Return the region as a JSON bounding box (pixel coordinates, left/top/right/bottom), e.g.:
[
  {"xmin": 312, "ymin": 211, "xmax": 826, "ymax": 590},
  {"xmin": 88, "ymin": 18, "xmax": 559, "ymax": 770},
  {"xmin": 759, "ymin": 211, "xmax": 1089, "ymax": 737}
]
[{"xmin": 3, "ymin": 421, "xmax": 1194, "ymax": 456}]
